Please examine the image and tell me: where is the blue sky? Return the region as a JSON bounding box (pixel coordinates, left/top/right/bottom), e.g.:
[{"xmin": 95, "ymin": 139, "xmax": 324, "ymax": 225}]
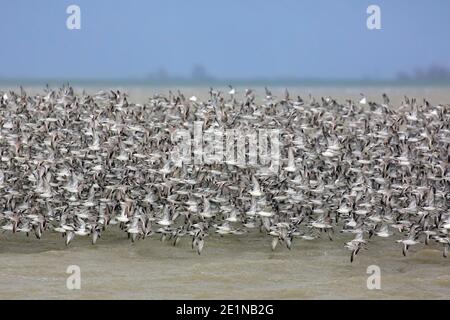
[{"xmin": 0, "ymin": 0, "xmax": 449, "ymax": 80}]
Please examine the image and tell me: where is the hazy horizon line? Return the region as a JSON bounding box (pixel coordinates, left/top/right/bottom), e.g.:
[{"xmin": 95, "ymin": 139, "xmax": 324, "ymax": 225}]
[{"xmin": 1, "ymin": 76, "xmax": 450, "ymax": 87}]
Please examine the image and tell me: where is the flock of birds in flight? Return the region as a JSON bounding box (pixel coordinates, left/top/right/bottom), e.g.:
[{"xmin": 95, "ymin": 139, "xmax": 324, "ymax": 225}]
[{"xmin": 0, "ymin": 85, "xmax": 449, "ymax": 262}]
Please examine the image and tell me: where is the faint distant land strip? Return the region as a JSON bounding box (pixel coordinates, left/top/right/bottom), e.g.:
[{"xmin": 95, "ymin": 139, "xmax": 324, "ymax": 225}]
[
  {"xmin": 396, "ymin": 65, "xmax": 450, "ymax": 85},
  {"xmin": 1, "ymin": 64, "xmax": 450, "ymax": 86}
]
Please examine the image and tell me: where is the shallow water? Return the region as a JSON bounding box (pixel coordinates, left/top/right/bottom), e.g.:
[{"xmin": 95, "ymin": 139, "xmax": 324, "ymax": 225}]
[{"xmin": 0, "ymin": 229, "xmax": 449, "ymax": 299}]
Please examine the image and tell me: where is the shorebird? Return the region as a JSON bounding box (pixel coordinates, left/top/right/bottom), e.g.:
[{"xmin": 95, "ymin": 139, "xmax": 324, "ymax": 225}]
[
  {"xmin": 376, "ymin": 224, "xmax": 393, "ymax": 238},
  {"xmin": 359, "ymin": 93, "xmax": 367, "ymax": 105},
  {"xmin": 249, "ymin": 176, "xmax": 264, "ymax": 197},
  {"xmin": 397, "ymin": 233, "xmax": 420, "ymax": 256},
  {"xmin": 283, "ymin": 147, "xmax": 297, "ymax": 173},
  {"xmin": 228, "ymin": 85, "xmax": 236, "ymax": 96}
]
